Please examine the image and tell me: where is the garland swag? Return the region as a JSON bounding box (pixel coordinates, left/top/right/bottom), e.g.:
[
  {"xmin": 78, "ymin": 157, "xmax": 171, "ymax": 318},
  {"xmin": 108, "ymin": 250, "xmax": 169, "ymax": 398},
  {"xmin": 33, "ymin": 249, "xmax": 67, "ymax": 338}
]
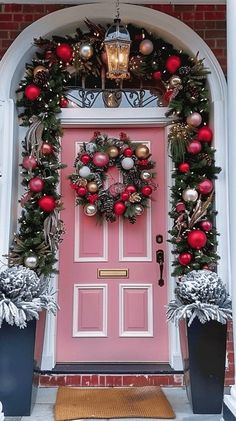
[{"xmin": 9, "ymin": 20, "xmax": 220, "ymax": 277}]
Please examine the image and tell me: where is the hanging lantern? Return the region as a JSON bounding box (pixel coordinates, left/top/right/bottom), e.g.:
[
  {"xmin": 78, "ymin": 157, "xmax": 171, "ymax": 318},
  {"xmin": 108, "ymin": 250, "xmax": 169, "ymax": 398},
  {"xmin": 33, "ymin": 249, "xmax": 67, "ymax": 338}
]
[{"xmin": 104, "ymin": 1, "xmax": 131, "ymax": 80}]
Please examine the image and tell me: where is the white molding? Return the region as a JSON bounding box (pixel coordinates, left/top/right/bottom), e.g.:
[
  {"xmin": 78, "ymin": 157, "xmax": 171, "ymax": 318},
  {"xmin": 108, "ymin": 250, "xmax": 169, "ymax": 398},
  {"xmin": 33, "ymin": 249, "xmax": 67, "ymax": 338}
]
[
  {"xmin": 73, "ymin": 284, "xmax": 108, "ymax": 337},
  {"xmin": 119, "ymin": 284, "xmax": 153, "ymax": 337},
  {"xmin": 0, "ymin": 3, "xmax": 228, "ymax": 370},
  {"xmin": 0, "ymin": 402, "xmax": 4, "ymax": 421}
]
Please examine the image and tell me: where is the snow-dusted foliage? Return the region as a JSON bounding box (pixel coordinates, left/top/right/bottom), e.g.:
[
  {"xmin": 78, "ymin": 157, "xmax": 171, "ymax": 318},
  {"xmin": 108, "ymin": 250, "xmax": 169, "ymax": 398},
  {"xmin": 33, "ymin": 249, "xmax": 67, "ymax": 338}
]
[
  {"xmin": 167, "ymin": 270, "xmax": 232, "ymax": 326},
  {"xmin": 0, "ymin": 265, "xmax": 57, "ymax": 328}
]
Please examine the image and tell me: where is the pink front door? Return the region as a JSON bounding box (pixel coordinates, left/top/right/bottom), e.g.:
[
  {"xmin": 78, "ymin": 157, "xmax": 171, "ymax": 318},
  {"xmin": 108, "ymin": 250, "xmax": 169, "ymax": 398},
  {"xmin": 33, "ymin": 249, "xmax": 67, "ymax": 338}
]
[{"xmin": 57, "ymin": 127, "xmax": 168, "ymax": 363}]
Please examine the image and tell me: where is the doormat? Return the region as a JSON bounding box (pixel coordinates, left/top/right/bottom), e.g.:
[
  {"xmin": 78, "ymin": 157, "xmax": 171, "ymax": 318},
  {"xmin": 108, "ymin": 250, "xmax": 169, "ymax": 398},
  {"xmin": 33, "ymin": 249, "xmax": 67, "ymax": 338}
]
[{"xmin": 54, "ymin": 386, "xmax": 176, "ymax": 420}]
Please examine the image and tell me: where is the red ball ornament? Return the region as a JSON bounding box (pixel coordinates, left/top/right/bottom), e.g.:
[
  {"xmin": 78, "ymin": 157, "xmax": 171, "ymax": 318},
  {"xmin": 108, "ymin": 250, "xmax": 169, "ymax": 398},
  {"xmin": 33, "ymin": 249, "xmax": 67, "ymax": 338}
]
[
  {"xmin": 200, "ymin": 220, "xmax": 213, "ymax": 232},
  {"xmin": 29, "ymin": 177, "xmax": 45, "ymax": 193},
  {"xmin": 41, "ymin": 143, "xmax": 53, "ymax": 155},
  {"xmin": 137, "ymin": 159, "xmax": 149, "ymax": 166},
  {"xmin": 88, "ymin": 194, "xmax": 98, "ymax": 204},
  {"xmin": 178, "ymin": 162, "xmax": 190, "ymax": 173},
  {"xmin": 126, "ymin": 185, "xmax": 136, "ymax": 194},
  {"xmin": 81, "ymin": 154, "xmax": 91, "ymax": 164},
  {"xmin": 141, "ymin": 185, "xmax": 153, "ymax": 197},
  {"xmin": 25, "ymin": 84, "xmax": 41, "ymax": 101},
  {"xmin": 187, "ymin": 229, "xmax": 207, "ymax": 249},
  {"xmin": 197, "ymin": 179, "xmax": 213, "ymax": 195},
  {"xmin": 178, "ymin": 252, "xmax": 192, "ymax": 266},
  {"xmin": 123, "ymin": 148, "xmax": 133, "ymax": 157},
  {"xmin": 121, "ymin": 191, "xmax": 130, "ymax": 201},
  {"xmin": 56, "ymin": 43, "xmax": 73, "ymax": 62},
  {"xmin": 197, "ymin": 126, "xmax": 213, "ymax": 143},
  {"xmin": 176, "ymin": 202, "xmax": 186, "ymax": 213},
  {"xmin": 163, "ymin": 89, "xmax": 173, "ymax": 104},
  {"xmin": 187, "ymin": 140, "xmax": 202, "ymax": 155},
  {"xmin": 22, "ymin": 155, "xmax": 37, "ymax": 170},
  {"xmin": 76, "ymin": 186, "xmax": 87, "ymax": 197},
  {"xmin": 59, "ymin": 97, "xmax": 69, "ymax": 108},
  {"xmin": 152, "ymin": 70, "xmax": 162, "ymax": 80},
  {"xmin": 38, "ymin": 196, "xmax": 56, "ymax": 212},
  {"xmin": 114, "ymin": 201, "xmax": 126, "ymax": 215},
  {"xmin": 166, "ymin": 55, "xmax": 181, "ymax": 74}
]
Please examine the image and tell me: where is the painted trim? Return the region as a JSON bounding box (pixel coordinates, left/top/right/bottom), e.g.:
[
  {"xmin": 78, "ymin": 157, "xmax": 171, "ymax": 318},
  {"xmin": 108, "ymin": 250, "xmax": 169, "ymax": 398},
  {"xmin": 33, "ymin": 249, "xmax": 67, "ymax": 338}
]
[
  {"xmin": 119, "ymin": 284, "xmax": 153, "ymax": 337},
  {"xmin": 0, "ymin": 3, "xmax": 228, "ymax": 371},
  {"xmin": 73, "ymin": 284, "xmax": 108, "ymax": 337}
]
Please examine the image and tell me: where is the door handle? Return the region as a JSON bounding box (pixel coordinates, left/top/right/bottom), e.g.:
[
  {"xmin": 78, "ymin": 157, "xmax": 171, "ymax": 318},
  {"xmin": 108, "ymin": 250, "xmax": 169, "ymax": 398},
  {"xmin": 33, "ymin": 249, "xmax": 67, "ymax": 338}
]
[{"xmin": 156, "ymin": 250, "xmax": 164, "ymax": 287}]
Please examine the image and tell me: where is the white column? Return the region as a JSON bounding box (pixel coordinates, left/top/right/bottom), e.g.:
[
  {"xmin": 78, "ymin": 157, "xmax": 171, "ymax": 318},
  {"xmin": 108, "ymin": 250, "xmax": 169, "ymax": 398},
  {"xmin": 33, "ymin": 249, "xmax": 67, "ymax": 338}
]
[
  {"xmin": 224, "ymin": 0, "xmax": 236, "ymax": 418},
  {"xmin": 0, "ymin": 402, "xmax": 4, "ymax": 421}
]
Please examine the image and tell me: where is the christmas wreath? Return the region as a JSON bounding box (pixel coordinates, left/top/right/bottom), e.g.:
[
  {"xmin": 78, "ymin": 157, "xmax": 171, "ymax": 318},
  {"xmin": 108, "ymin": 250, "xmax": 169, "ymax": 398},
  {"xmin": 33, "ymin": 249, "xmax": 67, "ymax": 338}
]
[
  {"xmin": 68, "ymin": 132, "xmax": 156, "ymax": 223},
  {"xmin": 7, "ymin": 20, "xmax": 220, "ymax": 277}
]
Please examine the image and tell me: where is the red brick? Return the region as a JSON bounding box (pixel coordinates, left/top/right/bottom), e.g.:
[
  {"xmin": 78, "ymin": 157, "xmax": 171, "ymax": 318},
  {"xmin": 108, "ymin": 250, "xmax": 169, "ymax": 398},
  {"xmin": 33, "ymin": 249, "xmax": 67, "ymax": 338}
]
[
  {"xmin": 227, "ymin": 352, "xmax": 235, "ymax": 364},
  {"xmin": 182, "ymin": 12, "xmax": 204, "ymax": 20},
  {"xmin": 0, "ymin": 14, "xmax": 13, "ymax": 21},
  {"xmin": 81, "ymin": 375, "xmax": 92, "ymax": 386},
  {"xmin": 147, "ymin": 5, "xmax": 174, "ymax": 14},
  {"xmin": 106, "ymin": 376, "xmax": 122, "ymax": 387},
  {"xmin": 196, "ymin": 5, "xmax": 216, "ymax": 11},
  {"xmin": 4, "ymin": 4, "xmax": 22, "ymax": 13},
  {"xmin": 194, "ymin": 21, "xmax": 215, "ymax": 30},
  {"xmin": 98, "ymin": 376, "xmax": 106, "ymax": 386},
  {"xmin": 122, "ymin": 375, "xmax": 149, "ymax": 386},
  {"xmin": 149, "ymin": 376, "xmax": 170, "ymax": 386},
  {"xmin": 22, "ymin": 4, "xmax": 45, "ymax": 13},
  {"xmin": 174, "ymin": 5, "xmax": 196, "ymax": 12},
  {"xmin": 205, "ymin": 30, "xmax": 226, "ymax": 39},
  {"xmin": 0, "ymin": 30, "xmax": 9, "ymax": 39},
  {"xmin": 0, "ymin": 22, "xmax": 19, "ymax": 30},
  {"xmin": 65, "ymin": 375, "xmax": 81, "ymax": 386},
  {"xmin": 204, "ymin": 11, "xmax": 226, "ymax": 20}
]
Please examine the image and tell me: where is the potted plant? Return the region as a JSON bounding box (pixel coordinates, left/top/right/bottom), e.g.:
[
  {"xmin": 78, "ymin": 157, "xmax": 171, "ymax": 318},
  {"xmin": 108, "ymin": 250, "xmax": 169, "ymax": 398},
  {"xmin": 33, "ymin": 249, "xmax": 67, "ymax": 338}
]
[
  {"xmin": 0, "ymin": 265, "xmax": 57, "ymax": 416},
  {"xmin": 167, "ymin": 269, "xmax": 232, "ymax": 414}
]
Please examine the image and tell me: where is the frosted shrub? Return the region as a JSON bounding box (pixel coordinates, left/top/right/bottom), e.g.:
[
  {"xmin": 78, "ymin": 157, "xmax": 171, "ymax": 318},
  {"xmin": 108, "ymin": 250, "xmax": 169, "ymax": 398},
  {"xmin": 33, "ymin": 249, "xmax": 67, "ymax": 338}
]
[
  {"xmin": 167, "ymin": 270, "xmax": 232, "ymax": 326},
  {"xmin": 0, "ymin": 265, "xmax": 57, "ymax": 328}
]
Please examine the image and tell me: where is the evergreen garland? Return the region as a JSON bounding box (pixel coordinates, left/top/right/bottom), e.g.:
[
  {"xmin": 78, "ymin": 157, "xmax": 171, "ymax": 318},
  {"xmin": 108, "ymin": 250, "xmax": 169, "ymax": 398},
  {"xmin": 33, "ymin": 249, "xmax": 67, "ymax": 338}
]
[{"xmin": 9, "ymin": 20, "xmax": 220, "ymax": 277}]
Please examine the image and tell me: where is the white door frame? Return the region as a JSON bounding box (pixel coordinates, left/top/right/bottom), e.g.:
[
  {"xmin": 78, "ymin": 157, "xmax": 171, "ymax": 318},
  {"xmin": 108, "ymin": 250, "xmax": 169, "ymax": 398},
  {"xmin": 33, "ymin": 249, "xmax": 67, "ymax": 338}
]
[{"xmin": 0, "ymin": 3, "xmax": 228, "ymax": 370}]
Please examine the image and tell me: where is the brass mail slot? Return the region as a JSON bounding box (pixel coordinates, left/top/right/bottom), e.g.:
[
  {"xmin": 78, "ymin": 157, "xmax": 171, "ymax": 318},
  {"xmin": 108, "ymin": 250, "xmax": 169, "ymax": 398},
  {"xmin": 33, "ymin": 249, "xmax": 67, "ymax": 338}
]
[{"xmin": 97, "ymin": 268, "xmax": 129, "ymax": 279}]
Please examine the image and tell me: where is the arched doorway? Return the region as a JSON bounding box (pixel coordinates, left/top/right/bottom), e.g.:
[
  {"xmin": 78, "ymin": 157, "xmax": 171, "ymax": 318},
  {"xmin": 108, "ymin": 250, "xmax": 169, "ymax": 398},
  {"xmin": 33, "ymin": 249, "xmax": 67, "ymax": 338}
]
[{"xmin": 0, "ymin": 3, "xmax": 229, "ymax": 370}]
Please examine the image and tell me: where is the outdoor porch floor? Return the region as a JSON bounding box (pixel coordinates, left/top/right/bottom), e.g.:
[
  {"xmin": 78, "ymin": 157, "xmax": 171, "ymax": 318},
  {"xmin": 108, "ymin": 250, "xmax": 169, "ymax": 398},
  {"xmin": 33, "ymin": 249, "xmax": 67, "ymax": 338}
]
[{"xmin": 4, "ymin": 387, "xmax": 223, "ymax": 421}]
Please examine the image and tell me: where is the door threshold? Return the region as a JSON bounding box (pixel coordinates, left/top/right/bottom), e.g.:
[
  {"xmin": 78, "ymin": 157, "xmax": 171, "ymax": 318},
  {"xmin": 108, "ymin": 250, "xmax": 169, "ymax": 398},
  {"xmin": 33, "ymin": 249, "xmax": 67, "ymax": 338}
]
[{"xmin": 43, "ymin": 363, "xmax": 183, "ymax": 375}]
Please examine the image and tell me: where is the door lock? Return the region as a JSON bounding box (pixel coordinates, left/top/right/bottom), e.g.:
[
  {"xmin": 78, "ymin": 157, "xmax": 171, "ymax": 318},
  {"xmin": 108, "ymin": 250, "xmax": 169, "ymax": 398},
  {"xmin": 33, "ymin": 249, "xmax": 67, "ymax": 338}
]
[{"xmin": 156, "ymin": 249, "xmax": 164, "ymax": 287}]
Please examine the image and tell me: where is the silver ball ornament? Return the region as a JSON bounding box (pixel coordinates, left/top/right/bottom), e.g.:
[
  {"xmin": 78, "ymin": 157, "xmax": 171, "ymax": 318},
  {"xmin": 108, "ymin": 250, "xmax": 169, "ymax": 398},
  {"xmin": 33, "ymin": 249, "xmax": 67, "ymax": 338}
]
[
  {"xmin": 186, "ymin": 112, "xmax": 202, "ymax": 127},
  {"xmin": 139, "ymin": 39, "xmax": 154, "ymax": 55},
  {"xmin": 84, "ymin": 203, "xmax": 97, "ymax": 216},
  {"xmin": 79, "ymin": 166, "xmax": 91, "ymax": 178},
  {"xmin": 169, "ymin": 75, "xmax": 182, "ymax": 87},
  {"xmin": 141, "ymin": 170, "xmax": 152, "ymax": 181},
  {"xmin": 24, "ymin": 255, "xmax": 38, "ymax": 268},
  {"xmin": 134, "ymin": 204, "xmax": 145, "ymax": 216},
  {"xmin": 79, "ymin": 42, "xmax": 94, "ymax": 60},
  {"xmin": 121, "ymin": 157, "xmax": 134, "ymax": 170},
  {"xmin": 182, "ymin": 188, "xmax": 198, "ymax": 202}
]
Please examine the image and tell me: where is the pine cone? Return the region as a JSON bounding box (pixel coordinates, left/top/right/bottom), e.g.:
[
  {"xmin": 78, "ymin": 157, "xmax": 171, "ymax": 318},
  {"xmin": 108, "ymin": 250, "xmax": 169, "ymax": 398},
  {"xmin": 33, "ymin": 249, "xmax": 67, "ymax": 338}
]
[
  {"xmin": 128, "ymin": 215, "xmax": 136, "ymax": 224},
  {"xmin": 199, "ymin": 153, "xmax": 212, "ymax": 166},
  {"xmin": 34, "ymin": 70, "xmax": 48, "ymax": 86},
  {"xmin": 184, "ymin": 84, "xmax": 199, "ymax": 101}
]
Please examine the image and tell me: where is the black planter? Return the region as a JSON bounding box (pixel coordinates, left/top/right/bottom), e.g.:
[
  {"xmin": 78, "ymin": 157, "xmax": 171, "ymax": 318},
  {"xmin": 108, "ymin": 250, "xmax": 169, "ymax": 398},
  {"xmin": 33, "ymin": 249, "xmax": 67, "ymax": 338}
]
[
  {"xmin": 179, "ymin": 318, "xmax": 227, "ymax": 414},
  {"xmin": 0, "ymin": 313, "xmax": 45, "ymax": 416}
]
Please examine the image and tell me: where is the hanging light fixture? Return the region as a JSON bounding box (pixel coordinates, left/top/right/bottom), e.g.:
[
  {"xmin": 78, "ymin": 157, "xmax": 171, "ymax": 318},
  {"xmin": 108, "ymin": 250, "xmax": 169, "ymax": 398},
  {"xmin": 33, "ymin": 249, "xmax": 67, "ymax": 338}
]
[{"xmin": 104, "ymin": 0, "xmax": 131, "ymax": 80}]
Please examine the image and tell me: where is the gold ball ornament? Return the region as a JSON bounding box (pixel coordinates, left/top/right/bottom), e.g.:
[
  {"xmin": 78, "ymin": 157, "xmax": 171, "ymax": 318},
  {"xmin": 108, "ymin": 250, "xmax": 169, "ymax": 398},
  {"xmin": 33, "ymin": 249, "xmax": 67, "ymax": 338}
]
[
  {"xmin": 169, "ymin": 75, "xmax": 182, "ymax": 87},
  {"xmin": 107, "ymin": 145, "xmax": 119, "ymax": 158},
  {"xmin": 87, "ymin": 181, "xmax": 98, "ymax": 193},
  {"xmin": 84, "ymin": 203, "xmax": 97, "ymax": 216},
  {"xmin": 134, "ymin": 204, "xmax": 144, "ymax": 216},
  {"xmin": 141, "ymin": 170, "xmax": 152, "ymax": 181},
  {"xmin": 79, "ymin": 42, "xmax": 94, "ymax": 60},
  {"xmin": 33, "ymin": 65, "xmax": 47, "ymax": 76},
  {"xmin": 135, "ymin": 145, "xmax": 150, "ymax": 159}
]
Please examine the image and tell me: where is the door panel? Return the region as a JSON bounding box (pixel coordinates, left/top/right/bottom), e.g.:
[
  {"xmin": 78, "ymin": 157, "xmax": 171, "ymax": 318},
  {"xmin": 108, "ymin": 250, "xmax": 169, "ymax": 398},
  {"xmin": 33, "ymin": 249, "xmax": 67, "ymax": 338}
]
[{"xmin": 57, "ymin": 127, "xmax": 168, "ymax": 362}]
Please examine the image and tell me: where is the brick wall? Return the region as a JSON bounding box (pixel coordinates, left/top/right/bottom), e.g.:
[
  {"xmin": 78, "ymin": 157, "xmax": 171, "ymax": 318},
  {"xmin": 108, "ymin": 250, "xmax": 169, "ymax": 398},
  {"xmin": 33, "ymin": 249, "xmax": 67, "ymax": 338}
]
[{"xmin": 0, "ymin": 2, "xmax": 232, "ymax": 385}]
